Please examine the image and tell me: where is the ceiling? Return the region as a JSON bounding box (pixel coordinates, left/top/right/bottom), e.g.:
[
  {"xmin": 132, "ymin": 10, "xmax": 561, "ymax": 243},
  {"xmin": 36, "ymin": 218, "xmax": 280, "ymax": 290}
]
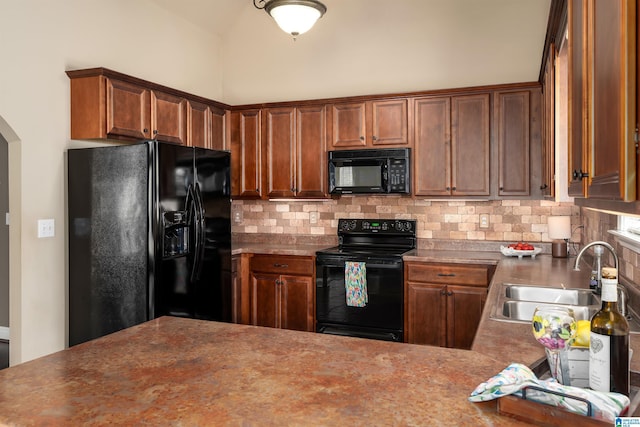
[{"xmin": 149, "ymin": 0, "xmax": 248, "ymax": 38}]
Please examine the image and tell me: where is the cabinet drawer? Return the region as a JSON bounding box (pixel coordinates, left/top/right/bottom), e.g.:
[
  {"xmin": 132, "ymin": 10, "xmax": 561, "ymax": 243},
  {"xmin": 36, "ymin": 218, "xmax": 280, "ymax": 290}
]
[
  {"xmin": 406, "ymin": 263, "xmax": 490, "ymax": 287},
  {"xmin": 250, "ymin": 255, "xmax": 314, "ymax": 275}
]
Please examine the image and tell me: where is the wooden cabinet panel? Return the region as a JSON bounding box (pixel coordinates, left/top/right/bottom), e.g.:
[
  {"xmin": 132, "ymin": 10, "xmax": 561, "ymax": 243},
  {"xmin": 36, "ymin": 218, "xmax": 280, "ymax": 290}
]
[
  {"xmin": 232, "ymin": 254, "xmax": 251, "ymax": 325},
  {"xmin": 250, "ymin": 255, "xmax": 314, "ymax": 275},
  {"xmin": 210, "ymin": 109, "xmax": 226, "ymax": 151},
  {"xmin": 413, "ymin": 97, "xmax": 451, "ymax": 196},
  {"xmin": 296, "ymin": 105, "xmax": 327, "ymax": 198},
  {"xmin": 106, "ymin": 79, "xmax": 151, "ymax": 140},
  {"xmin": 541, "ymin": 44, "xmax": 556, "ymax": 197},
  {"xmin": 371, "ymin": 99, "xmax": 408, "ymax": 146},
  {"xmin": 587, "ymin": 0, "xmax": 636, "ymax": 201},
  {"xmin": 250, "ymin": 272, "xmax": 279, "ymax": 328},
  {"xmin": 230, "ymin": 109, "xmax": 262, "ymax": 198},
  {"xmin": 151, "ymin": 91, "xmax": 187, "ymax": 145},
  {"xmin": 406, "ymin": 263, "xmax": 491, "ymax": 287},
  {"xmin": 280, "ymin": 275, "xmax": 315, "ymax": 332},
  {"xmin": 405, "ymin": 282, "xmax": 447, "ymax": 347},
  {"xmin": 446, "ymin": 285, "xmax": 487, "ymax": 350},
  {"xmin": 265, "ymin": 108, "xmax": 296, "ymax": 198},
  {"xmin": 330, "ymin": 102, "xmax": 367, "ymax": 148},
  {"xmin": 187, "ymin": 101, "xmax": 210, "ymax": 148},
  {"xmin": 451, "ymin": 94, "xmax": 490, "ymax": 196},
  {"xmin": 568, "ymin": 0, "xmax": 589, "ymax": 197},
  {"xmin": 496, "ymin": 91, "xmax": 531, "ymax": 196}
]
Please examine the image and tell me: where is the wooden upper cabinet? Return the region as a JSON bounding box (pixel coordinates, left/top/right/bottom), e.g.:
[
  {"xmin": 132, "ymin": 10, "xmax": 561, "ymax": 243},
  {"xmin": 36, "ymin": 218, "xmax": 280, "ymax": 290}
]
[
  {"xmin": 496, "ymin": 91, "xmax": 531, "ymax": 196},
  {"xmin": 586, "ymin": 0, "xmax": 636, "ymax": 201},
  {"xmin": 151, "ymin": 90, "xmax": 187, "ymax": 145},
  {"xmin": 568, "ymin": 0, "xmax": 589, "ymax": 197},
  {"xmin": 329, "ymin": 99, "xmax": 409, "ymax": 149},
  {"xmin": 330, "ymin": 102, "xmax": 366, "ymax": 148},
  {"xmin": 371, "ymin": 99, "xmax": 408, "ymax": 145},
  {"xmin": 230, "ymin": 109, "xmax": 262, "ymax": 199},
  {"xmin": 413, "ymin": 97, "xmax": 451, "ymax": 196},
  {"xmin": 210, "ymin": 109, "xmax": 226, "ymax": 151},
  {"xmin": 451, "ymin": 94, "xmax": 490, "ymax": 196},
  {"xmin": 264, "ymin": 107, "xmax": 296, "ymax": 198},
  {"xmin": 296, "ymin": 105, "xmax": 327, "ymax": 198},
  {"xmin": 105, "ymin": 78, "xmax": 151, "ymax": 140},
  {"xmin": 187, "ymin": 100, "xmax": 209, "ymax": 148},
  {"xmin": 263, "ymin": 106, "xmax": 327, "ymax": 199},
  {"xmin": 413, "ymin": 94, "xmax": 489, "ymax": 197},
  {"xmin": 541, "ymin": 44, "xmax": 556, "ymax": 198},
  {"xmin": 67, "ymin": 68, "xmax": 226, "ymax": 146}
]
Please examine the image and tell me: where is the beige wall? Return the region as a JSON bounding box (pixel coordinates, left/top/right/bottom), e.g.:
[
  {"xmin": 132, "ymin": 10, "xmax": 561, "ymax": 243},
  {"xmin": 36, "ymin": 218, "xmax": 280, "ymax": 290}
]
[
  {"xmin": 221, "ymin": 0, "xmax": 551, "ymax": 104},
  {"xmin": 0, "ymin": 0, "xmax": 223, "ymax": 364}
]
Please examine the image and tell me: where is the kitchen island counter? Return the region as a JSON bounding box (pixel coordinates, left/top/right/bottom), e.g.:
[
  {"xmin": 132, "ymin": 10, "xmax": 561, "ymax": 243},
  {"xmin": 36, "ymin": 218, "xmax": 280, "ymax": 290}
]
[{"xmin": 0, "ymin": 316, "xmax": 531, "ymax": 426}]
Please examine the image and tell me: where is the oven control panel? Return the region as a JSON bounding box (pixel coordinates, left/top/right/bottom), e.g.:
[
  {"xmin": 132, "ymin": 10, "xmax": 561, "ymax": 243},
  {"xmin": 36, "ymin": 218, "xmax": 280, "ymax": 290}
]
[{"xmin": 338, "ymin": 218, "xmax": 416, "ymax": 234}]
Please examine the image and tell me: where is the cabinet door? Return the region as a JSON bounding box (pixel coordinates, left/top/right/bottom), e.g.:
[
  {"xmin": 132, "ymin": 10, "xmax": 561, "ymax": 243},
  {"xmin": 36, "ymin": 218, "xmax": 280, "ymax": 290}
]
[
  {"xmin": 106, "ymin": 78, "xmax": 151, "ymax": 140},
  {"xmin": 541, "ymin": 45, "xmax": 556, "ymax": 197},
  {"xmin": 187, "ymin": 101, "xmax": 210, "ymax": 148},
  {"xmin": 280, "ymin": 274, "xmax": 315, "ymax": 332},
  {"xmin": 413, "ymin": 97, "xmax": 451, "ymax": 196},
  {"xmin": 451, "ymin": 94, "xmax": 490, "ymax": 196},
  {"xmin": 250, "ymin": 272, "xmax": 279, "ymax": 328},
  {"xmin": 230, "ymin": 109, "xmax": 262, "ymax": 198},
  {"xmin": 568, "ymin": 0, "xmax": 589, "ymax": 197},
  {"xmin": 586, "ymin": 0, "xmax": 636, "ymax": 201},
  {"xmin": 446, "ymin": 285, "xmax": 487, "ymax": 350},
  {"xmin": 265, "ymin": 108, "xmax": 296, "ymax": 198},
  {"xmin": 329, "ymin": 102, "xmax": 367, "ymax": 148},
  {"xmin": 296, "ymin": 105, "xmax": 327, "ymax": 198},
  {"xmin": 151, "ymin": 90, "xmax": 187, "ymax": 145},
  {"xmin": 405, "ymin": 282, "xmax": 447, "ymax": 346},
  {"xmin": 496, "ymin": 91, "xmax": 530, "ymax": 196},
  {"xmin": 210, "ymin": 108, "xmax": 226, "ymax": 151},
  {"xmin": 371, "ymin": 99, "xmax": 408, "ymax": 146}
]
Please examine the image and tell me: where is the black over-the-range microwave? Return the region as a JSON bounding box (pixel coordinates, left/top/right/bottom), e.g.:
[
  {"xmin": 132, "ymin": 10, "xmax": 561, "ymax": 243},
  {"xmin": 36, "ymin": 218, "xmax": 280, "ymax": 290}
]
[{"xmin": 328, "ymin": 148, "xmax": 411, "ymax": 195}]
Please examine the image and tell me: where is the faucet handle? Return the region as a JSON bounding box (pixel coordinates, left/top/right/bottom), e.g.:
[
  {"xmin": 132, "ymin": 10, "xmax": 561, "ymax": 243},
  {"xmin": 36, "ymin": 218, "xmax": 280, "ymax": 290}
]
[{"xmin": 617, "ymin": 284, "xmax": 629, "ymax": 318}]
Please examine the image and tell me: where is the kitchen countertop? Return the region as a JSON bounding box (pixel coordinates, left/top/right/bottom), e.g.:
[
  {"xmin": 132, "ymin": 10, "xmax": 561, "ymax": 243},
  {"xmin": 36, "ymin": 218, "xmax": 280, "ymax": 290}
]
[
  {"xmin": 2, "ymin": 246, "xmax": 633, "ymax": 424},
  {"xmin": 0, "ymin": 316, "xmax": 532, "ymax": 426}
]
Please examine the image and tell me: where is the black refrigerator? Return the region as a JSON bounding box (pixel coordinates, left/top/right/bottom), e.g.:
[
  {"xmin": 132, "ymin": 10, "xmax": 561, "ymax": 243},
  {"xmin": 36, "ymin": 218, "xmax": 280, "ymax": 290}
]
[{"xmin": 68, "ymin": 140, "xmax": 231, "ymax": 346}]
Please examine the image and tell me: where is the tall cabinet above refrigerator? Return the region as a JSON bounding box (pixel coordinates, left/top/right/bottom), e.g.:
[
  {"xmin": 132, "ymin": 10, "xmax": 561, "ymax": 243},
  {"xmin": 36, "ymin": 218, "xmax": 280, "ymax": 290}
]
[{"xmin": 68, "ymin": 140, "xmax": 231, "ymax": 346}]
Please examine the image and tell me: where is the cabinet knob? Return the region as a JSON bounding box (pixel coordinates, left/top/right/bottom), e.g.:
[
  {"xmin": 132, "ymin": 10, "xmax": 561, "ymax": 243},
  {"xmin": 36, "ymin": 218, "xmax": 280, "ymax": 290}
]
[
  {"xmin": 153, "ymin": 130, "xmax": 158, "ymax": 135},
  {"xmin": 143, "ymin": 128, "xmax": 149, "ymax": 133},
  {"xmin": 452, "ymin": 187, "xmax": 456, "ymax": 191},
  {"xmin": 360, "ymin": 136, "xmax": 365, "ymax": 141},
  {"xmin": 540, "ymin": 183, "xmax": 548, "ymax": 190},
  {"xmin": 372, "ymin": 136, "xmax": 378, "ymax": 141},
  {"xmin": 572, "ymin": 169, "xmax": 589, "ymax": 180},
  {"xmin": 499, "ymin": 187, "xmax": 504, "ymax": 191},
  {"xmin": 447, "ymin": 291, "xmax": 453, "ymax": 296},
  {"xmin": 446, "ymin": 187, "xmax": 450, "ymax": 191}
]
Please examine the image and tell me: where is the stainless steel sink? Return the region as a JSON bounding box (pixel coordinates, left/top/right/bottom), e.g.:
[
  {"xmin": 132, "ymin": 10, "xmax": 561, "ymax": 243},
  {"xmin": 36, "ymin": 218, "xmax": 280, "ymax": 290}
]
[
  {"xmin": 490, "ymin": 282, "xmax": 640, "ymax": 334},
  {"xmin": 501, "ymin": 300, "xmax": 598, "ymax": 322},
  {"xmin": 504, "ymin": 284, "xmax": 598, "ymax": 306}
]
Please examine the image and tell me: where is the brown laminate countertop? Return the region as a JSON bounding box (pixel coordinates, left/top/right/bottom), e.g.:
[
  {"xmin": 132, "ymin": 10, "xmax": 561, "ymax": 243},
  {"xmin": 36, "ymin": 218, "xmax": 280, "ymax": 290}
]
[
  {"xmin": 232, "ymin": 243, "xmax": 330, "ymax": 257},
  {"xmin": 0, "ymin": 317, "xmax": 532, "ymax": 426}
]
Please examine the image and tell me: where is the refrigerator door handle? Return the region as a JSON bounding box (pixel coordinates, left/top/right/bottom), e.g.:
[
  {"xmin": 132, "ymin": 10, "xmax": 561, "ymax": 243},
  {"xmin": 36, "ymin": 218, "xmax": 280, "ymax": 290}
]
[
  {"xmin": 191, "ymin": 183, "xmax": 206, "ymax": 282},
  {"xmin": 186, "ymin": 184, "xmax": 200, "ymax": 284}
]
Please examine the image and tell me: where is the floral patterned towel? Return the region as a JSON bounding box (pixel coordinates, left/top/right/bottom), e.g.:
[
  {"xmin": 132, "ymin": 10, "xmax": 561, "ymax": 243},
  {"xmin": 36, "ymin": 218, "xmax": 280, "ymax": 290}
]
[
  {"xmin": 469, "ymin": 363, "xmax": 630, "ymax": 422},
  {"xmin": 345, "ymin": 261, "xmax": 367, "ymax": 307}
]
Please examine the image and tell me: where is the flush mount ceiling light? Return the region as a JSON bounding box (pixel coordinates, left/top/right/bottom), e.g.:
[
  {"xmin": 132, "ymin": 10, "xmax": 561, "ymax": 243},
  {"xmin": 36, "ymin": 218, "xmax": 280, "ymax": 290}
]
[{"xmin": 253, "ymin": 0, "xmax": 327, "ymax": 40}]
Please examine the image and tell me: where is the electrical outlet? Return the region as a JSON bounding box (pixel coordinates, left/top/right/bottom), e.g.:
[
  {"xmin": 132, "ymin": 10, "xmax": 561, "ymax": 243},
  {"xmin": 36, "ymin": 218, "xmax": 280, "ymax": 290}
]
[
  {"xmin": 37, "ymin": 219, "xmax": 55, "ymax": 238},
  {"xmin": 479, "ymin": 214, "xmax": 490, "ymax": 229},
  {"xmin": 233, "ymin": 210, "xmax": 243, "ymax": 223},
  {"xmin": 309, "ymin": 211, "xmax": 318, "ymax": 224}
]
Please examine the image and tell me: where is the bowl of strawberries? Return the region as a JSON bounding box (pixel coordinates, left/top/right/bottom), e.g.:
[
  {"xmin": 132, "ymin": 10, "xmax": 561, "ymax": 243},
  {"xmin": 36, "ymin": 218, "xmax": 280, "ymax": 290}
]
[{"xmin": 500, "ymin": 242, "xmax": 542, "ymax": 259}]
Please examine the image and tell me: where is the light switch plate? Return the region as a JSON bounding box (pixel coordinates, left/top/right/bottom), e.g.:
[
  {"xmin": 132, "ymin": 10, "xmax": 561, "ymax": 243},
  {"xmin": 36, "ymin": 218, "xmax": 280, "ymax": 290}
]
[
  {"xmin": 479, "ymin": 214, "xmax": 490, "ymax": 229},
  {"xmin": 4, "ymin": 213, "xmax": 8, "ymax": 226},
  {"xmin": 37, "ymin": 219, "xmax": 55, "ymax": 238}
]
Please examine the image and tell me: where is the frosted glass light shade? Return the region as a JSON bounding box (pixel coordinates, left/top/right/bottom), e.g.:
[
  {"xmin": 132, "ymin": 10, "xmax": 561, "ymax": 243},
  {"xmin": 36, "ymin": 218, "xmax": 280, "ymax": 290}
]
[
  {"xmin": 264, "ymin": 0, "xmax": 326, "ymax": 38},
  {"xmin": 548, "ymin": 216, "xmax": 572, "ymax": 240}
]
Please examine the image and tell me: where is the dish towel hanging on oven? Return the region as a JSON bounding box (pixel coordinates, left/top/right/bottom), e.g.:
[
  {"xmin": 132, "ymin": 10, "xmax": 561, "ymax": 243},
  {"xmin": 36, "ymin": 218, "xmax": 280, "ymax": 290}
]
[{"xmin": 345, "ymin": 261, "xmax": 368, "ymax": 307}]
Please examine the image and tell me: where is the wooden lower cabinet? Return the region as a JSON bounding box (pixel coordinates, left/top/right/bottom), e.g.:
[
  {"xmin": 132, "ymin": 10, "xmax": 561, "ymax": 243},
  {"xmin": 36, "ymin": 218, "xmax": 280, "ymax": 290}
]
[
  {"xmin": 249, "ymin": 255, "xmax": 315, "ymax": 332},
  {"xmin": 404, "ymin": 262, "xmax": 493, "ymax": 350}
]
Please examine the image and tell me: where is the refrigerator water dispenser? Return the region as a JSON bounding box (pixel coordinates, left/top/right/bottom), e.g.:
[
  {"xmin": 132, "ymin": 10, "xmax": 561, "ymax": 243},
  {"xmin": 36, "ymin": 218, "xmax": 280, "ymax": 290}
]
[{"xmin": 163, "ymin": 211, "xmax": 189, "ymax": 258}]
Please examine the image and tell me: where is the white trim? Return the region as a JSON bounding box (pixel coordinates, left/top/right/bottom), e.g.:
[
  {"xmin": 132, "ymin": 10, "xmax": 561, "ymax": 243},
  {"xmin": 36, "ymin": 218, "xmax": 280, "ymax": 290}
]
[
  {"xmin": 0, "ymin": 326, "xmax": 9, "ymax": 341},
  {"xmin": 609, "ymin": 229, "xmax": 640, "ymax": 253}
]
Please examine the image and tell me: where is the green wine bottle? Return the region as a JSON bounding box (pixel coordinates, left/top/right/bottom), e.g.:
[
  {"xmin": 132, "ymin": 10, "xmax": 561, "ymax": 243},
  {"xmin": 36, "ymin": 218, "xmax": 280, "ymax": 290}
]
[{"xmin": 589, "ymin": 267, "xmax": 629, "ymax": 395}]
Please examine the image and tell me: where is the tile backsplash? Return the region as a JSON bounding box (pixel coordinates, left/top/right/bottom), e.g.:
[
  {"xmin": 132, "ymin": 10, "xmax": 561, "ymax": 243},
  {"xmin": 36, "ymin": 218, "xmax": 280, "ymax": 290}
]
[{"xmin": 232, "ymin": 197, "xmax": 579, "ymax": 243}]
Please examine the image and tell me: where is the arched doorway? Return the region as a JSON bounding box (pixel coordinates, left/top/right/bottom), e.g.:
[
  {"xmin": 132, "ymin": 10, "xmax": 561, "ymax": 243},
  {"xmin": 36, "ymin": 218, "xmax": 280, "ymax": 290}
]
[{"xmin": 0, "ymin": 115, "xmax": 21, "ymax": 367}]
